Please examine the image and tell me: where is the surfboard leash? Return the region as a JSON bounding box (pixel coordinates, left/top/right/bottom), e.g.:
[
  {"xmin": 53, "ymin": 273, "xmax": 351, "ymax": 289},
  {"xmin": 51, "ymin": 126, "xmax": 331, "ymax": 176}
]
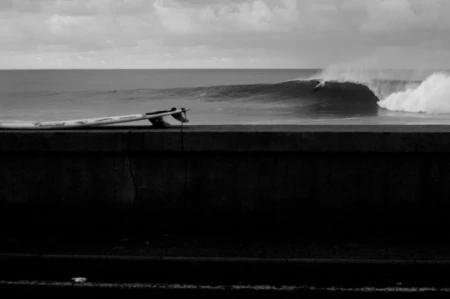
[
  {"xmin": 180, "ymin": 110, "xmax": 188, "ymax": 209},
  {"xmin": 127, "ymin": 130, "xmax": 138, "ymax": 205}
]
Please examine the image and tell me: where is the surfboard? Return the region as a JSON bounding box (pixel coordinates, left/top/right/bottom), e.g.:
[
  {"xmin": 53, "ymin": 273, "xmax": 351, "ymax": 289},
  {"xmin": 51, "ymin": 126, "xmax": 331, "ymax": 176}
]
[
  {"xmin": 314, "ymin": 80, "xmax": 326, "ymax": 90},
  {"xmin": 0, "ymin": 108, "xmax": 189, "ymax": 130}
]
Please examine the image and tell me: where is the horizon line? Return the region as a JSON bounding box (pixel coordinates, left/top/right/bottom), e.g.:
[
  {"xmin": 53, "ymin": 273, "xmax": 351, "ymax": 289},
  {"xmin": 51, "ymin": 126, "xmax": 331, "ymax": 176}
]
[{"xmin": 0, "ymin": 67, "xmax": 445, "ymax": 71}]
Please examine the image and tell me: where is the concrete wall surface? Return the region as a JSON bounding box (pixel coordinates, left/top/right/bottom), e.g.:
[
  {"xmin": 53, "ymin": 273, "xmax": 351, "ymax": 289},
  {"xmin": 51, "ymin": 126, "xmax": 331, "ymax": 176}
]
[{"xmin": 1, "ymin": 125, "xmax": 450, "ymax": 237}]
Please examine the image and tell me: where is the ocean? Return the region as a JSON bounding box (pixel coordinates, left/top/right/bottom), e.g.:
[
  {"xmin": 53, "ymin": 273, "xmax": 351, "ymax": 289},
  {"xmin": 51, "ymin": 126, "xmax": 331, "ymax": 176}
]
[{"xmin": 1, "ymin": 68, "xmax": 450, "ymax": 126}]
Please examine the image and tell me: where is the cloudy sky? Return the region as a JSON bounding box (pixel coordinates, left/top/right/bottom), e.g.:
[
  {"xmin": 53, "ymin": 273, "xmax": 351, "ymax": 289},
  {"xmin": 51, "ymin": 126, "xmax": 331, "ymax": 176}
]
[{"xmin": 1, "ymin": 0, "xmax": 450, "ymax": 69}]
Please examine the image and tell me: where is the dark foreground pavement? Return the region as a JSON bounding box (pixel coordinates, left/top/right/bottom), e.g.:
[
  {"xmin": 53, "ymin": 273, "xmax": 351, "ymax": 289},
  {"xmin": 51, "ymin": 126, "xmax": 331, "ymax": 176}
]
[
  {"xmin": 1, "ymin": 236, "xmax": 450, "ymax": 297},
  {"xmin": 2, "ymin": 281, "xmax": 450, "ymax": 299}
]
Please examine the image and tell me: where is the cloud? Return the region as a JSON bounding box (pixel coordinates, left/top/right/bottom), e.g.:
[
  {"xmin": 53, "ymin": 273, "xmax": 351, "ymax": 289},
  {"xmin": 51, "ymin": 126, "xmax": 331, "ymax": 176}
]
[
  {"xmin": 41, "ymin": 0, "xmax": 155, "ymax": 16},
  {"xmin": 361, "ymin": 0, "xmax": 450, "ymax": 32},
  {"xmin": 0, "ymin": 0, "xmax": 450, "ymax": 69},
  {"xmin": 152, "ymin": 0, "xmax": 302, "ymax": 34}
]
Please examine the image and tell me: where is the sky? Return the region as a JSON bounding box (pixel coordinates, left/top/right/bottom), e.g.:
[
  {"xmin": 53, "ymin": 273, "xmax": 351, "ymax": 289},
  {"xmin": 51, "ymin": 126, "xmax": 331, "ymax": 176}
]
[{"xmin": 1, "ymin": 0, "xmax": 450, "ymax": 69}]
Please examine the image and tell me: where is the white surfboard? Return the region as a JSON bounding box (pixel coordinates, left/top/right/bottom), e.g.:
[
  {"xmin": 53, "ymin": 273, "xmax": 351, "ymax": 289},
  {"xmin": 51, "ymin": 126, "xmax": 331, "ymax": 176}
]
[
  {"xmin": 314, "ymin": 80, "xmax": 326, "ymax": 90},
  {"xmin": 0, "ymin": 108, "xmax": 189, "ymax": 130}
]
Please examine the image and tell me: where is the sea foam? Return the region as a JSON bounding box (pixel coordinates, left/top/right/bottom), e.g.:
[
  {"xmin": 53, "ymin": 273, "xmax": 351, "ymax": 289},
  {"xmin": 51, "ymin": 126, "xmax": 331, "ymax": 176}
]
[{"xmin": 378, "ymin": 73, "xmax": 450, "ymax": 114}]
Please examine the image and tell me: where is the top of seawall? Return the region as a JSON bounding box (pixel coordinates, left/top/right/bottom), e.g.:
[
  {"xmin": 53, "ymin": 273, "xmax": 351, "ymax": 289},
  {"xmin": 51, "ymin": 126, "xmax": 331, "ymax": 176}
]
[{"xmin": 0, "ymin": 125, "xmax": 450, "ymax": 153}]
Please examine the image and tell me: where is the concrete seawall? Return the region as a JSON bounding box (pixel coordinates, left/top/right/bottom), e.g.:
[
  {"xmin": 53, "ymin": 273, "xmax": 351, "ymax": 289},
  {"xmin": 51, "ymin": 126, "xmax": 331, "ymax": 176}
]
[{"xmin": 1, "ymin": 125, "xmax": 450, "ymax": 238}]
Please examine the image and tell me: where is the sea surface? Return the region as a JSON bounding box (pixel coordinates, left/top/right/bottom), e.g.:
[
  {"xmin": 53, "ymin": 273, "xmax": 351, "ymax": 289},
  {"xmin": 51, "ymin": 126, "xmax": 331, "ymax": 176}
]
[{"xmin": 1, "ymin": 68, "xmax": 450, "ymax": 126}]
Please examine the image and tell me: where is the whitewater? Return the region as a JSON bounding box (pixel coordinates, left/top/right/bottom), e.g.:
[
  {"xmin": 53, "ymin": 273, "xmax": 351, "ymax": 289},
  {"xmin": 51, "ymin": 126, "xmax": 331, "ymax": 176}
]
[{"xmin": 377, "ymin": 73, "xmax": 450, "ymax": 114}]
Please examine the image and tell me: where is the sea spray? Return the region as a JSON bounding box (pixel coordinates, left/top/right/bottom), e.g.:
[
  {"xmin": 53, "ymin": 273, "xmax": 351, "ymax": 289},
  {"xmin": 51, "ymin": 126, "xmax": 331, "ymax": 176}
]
[{"xmin": 378, "ymin": 73, "xmax": 450, "ymax": 114}]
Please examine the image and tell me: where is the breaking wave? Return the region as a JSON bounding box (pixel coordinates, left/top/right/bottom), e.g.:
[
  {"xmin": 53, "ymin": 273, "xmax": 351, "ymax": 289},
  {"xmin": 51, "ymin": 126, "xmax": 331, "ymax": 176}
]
[
  {"xmin": 312, "ymin": 68, "xmax": 450, "ymax": 115},
  {"xmin": 138, "ymin": 75, "xmax": 428, "ymax": 116}
]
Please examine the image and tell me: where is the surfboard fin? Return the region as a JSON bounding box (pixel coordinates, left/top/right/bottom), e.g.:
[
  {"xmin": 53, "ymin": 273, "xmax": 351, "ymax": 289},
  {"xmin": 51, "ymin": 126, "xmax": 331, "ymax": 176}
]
[
  {"xmin": 149, "ymin": 117, "xmax": 171, "ymax": 128},
  {"xmin": 171, "ymin": 108, "xmax": 189, "ymax": 123},
  {"xmin": 147, "ymin": 108, "xmax": 189, "ymax": 128}
]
